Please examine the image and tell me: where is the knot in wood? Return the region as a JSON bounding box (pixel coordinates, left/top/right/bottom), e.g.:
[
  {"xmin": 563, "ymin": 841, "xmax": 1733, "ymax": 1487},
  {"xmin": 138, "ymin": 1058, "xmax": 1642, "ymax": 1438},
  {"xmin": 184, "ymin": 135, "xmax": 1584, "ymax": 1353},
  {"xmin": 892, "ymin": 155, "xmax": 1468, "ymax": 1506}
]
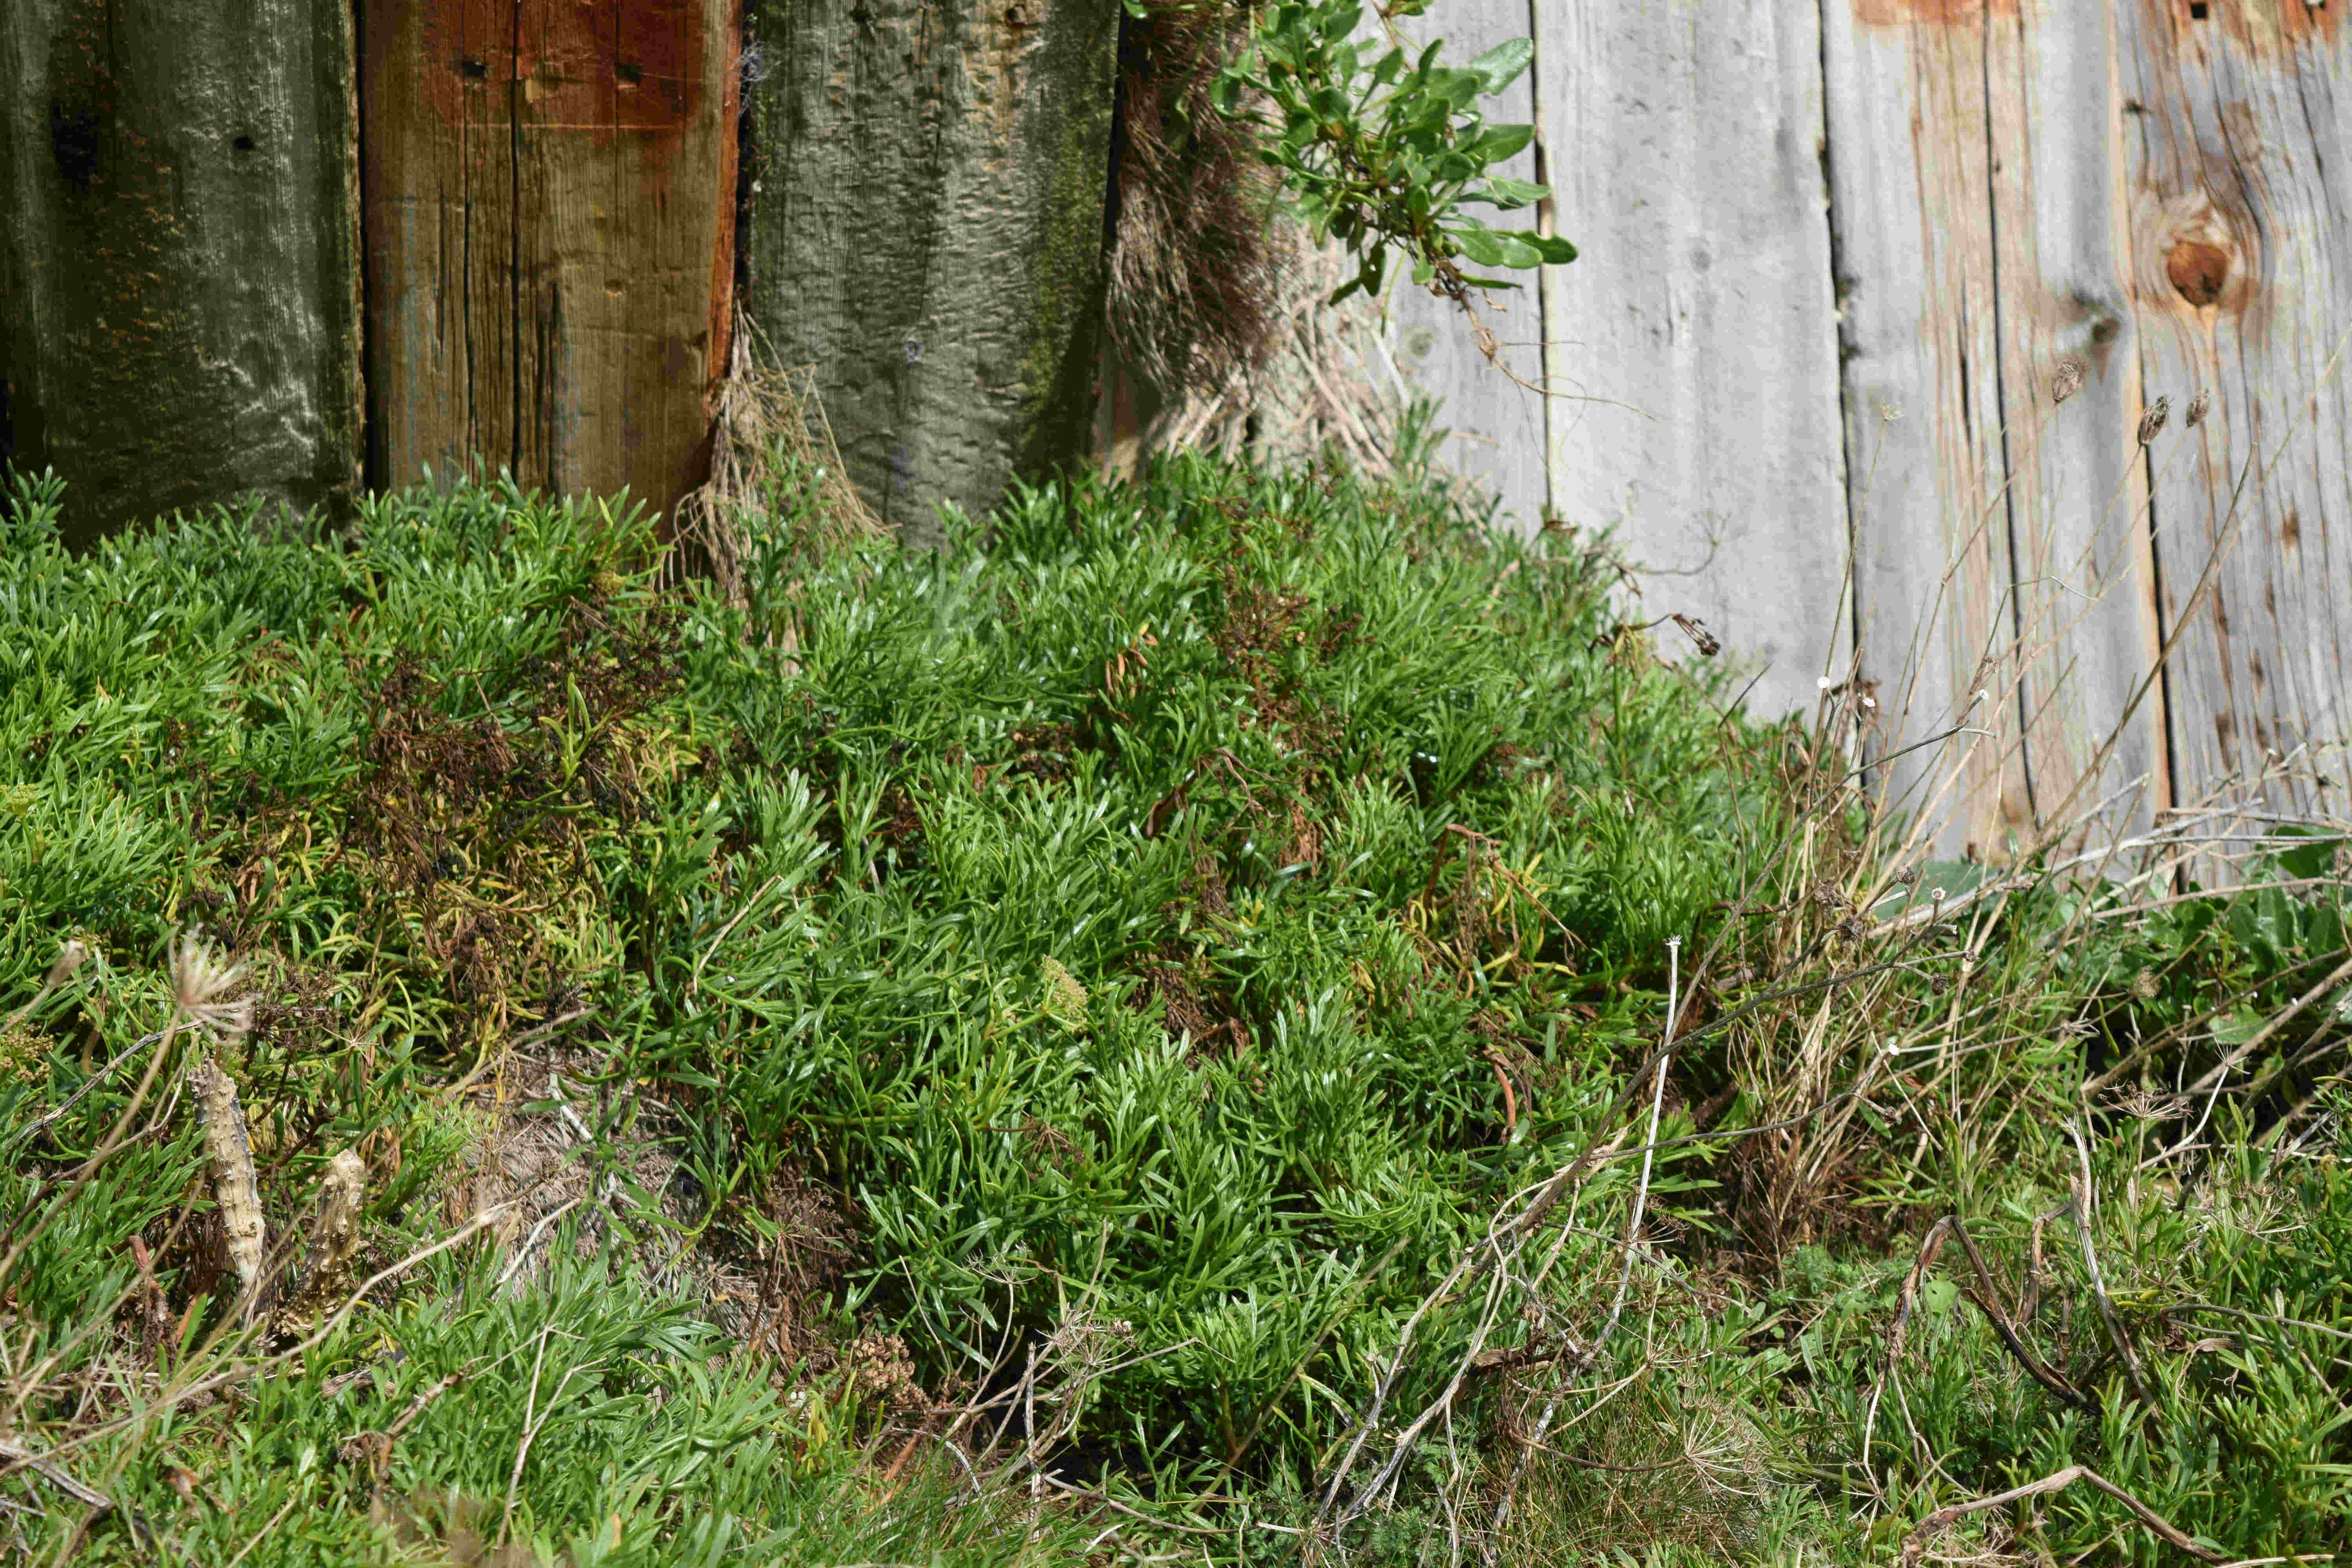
[{"xmin": 2165, "ymin": 238, "xmax": 2231, "ymax": 307}]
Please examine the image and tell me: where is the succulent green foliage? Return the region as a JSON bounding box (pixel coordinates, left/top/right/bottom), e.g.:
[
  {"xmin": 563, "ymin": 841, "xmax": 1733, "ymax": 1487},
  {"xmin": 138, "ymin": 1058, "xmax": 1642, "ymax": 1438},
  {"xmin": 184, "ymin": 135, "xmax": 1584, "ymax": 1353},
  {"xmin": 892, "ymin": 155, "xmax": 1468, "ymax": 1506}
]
[{"xmin": 2, "ymin": 450, "xmax": 2348, "ymax": 1565}]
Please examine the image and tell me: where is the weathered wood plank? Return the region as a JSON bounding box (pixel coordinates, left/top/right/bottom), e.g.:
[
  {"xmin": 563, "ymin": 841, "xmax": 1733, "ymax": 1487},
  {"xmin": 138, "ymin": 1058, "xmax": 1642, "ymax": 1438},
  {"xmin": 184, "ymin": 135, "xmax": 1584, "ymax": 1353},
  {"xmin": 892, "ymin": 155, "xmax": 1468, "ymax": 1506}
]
[
  {"xmin": 1537, "ymin": 0, "xmax": 1848, "ymax": 722},
  {"xmin": 1822, "ymin": 2, "xmax": 2025, "ymax": 858},
  {"xmin": 1985, "ymin": 3, "xmax": 2169, "ymax": 840},
  {"xmin": 361, "ymin": 0, "xmax": 511, "ymax": 489},
  {"xmin": 362, "ymin": 0, "xmax": 736, "ymax": 517},
  {"xmin": 2119, "ymin": 0, "xmax": 2352, "ymax": 820},
  {"xmin": 1380, "ymin": 1, "xmax": 1550, "ymax": 534},
  {"xmin": 0, "ymin": 0, "xmax": 362, "ymax": 542},
  {"xmin": 743, "ymin": 0, "xmax": 1120, "ymax": 546}
]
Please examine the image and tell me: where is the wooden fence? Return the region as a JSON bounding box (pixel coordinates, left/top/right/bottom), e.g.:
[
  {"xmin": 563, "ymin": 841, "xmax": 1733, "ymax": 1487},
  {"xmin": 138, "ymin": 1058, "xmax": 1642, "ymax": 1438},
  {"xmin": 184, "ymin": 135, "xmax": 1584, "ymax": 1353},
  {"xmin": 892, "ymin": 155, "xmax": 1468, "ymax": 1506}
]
[
  {"xmin": 1387, "ymin": 0, "xmax": 2351, "ymax": 859},
  {"xmin": 5, "ymin": 0, "xmax": 2345, "ymax": 857}
]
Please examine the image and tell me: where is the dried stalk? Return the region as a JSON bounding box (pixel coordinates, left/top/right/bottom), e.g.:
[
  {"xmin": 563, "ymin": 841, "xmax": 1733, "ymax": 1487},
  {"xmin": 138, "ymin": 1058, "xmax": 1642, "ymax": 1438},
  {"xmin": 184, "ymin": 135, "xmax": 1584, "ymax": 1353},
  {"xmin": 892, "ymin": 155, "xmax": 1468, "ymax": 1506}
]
[
  {"xmin": 1947, "ymin": 1219, "xmax": 2093, "ymax": 1412},
  {"xmin": 1860, "ymin": 1217, "xmax": 1953, "ymax": 1496},
  {"xmin": 2068, "ymin": 1123, "xmax": 2157, "ymax": 1416},
  {"xmin": 190, "ymin": 1056, "xmax": 266, "ymax": 1320},
  {"xmin": 282, "ymin": 1150, "xmax": 367, "ymax": 1321},
  {"xmin": 1899, "ymin": 1464, "xmax": 2225, "ymax": 1566}
]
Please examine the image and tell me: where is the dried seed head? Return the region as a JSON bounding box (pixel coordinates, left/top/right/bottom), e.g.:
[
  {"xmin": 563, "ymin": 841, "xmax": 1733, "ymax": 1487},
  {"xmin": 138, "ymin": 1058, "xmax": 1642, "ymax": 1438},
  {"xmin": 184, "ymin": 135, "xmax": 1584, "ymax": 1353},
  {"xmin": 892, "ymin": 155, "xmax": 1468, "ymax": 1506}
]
[
  {"xmin": 2137, "ymin": 396, "xmax": 2171, "ymax": 446},
  {"xmin": 44, "ymin": 938, "xmax": 91, "ymax": 991},
  {"xmin": 2051, "ymin": 358, "xmax": 2086, "ymax": 405},
  {"xmin": 1670, "ymin": 613, "xmax": 1721, "ymax": 658},
  {"xmin": 7, "ymin": 936, "xmax": 94, "ymax": 1029},
  {"xmin": 2131, "ymin": 968, "xmax": 2161, "ymax": 1000},
  {"xmin": 2185, "ymin": 388, "xmax": 2210, "ymax": 428},
  {"xmin": 171, "ymin": 930, "xmax": 251, "ymax": 1042},
  {"xmin": 189, "ymin": 1056, "xmax": 265, "ymax": 1310}
]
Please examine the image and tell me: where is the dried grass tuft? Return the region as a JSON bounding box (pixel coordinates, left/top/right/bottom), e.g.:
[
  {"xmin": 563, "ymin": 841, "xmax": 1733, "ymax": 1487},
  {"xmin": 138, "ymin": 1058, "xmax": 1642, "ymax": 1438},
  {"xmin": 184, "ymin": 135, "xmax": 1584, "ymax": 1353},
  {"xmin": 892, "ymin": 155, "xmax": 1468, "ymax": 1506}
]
[
  {"xmin": 1106, "ymin": 2, "xmax": 1286, "ymax": 399},
  {"xmin": 673, "ymin": 311, "xmax": 884, "ymax": 602}
]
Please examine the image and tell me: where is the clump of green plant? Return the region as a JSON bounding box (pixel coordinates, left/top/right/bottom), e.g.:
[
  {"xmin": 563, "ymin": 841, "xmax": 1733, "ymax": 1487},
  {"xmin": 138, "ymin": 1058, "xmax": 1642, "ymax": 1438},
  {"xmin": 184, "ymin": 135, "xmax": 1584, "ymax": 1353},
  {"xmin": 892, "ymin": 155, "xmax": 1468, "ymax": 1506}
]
[
  {"xmin": 4, "ymin": 445, "xmax": 2347, "ymax": 1567},
  {"xmin": 1200, "ymin": 1, "xmax": 1575, "ymax": 304}
]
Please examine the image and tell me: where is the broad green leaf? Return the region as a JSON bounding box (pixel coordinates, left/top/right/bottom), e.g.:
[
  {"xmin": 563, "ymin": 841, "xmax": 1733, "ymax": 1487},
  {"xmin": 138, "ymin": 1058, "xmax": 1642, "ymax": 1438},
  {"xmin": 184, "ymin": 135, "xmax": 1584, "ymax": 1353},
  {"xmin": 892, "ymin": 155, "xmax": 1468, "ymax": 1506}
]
[
  {"xmin": 1476, "ymin": 124, "xmax": 1537, "ymax": 163},
  {"xmin": 1467, "ymin": 37, "xmax": 1535, "ymax": 94},
  {"xmin": 1495, "ymin": 235, "xmax": 1544, "ymax": 268},
  {"xmin": 1451, "ymin": 226, "xmax": 1506, "ymax": 267},
  {"xmin": 1465, "ymin": 177, "xmax": 1547, "ymax": 209},
  {"xmin": 2270, "ymin": 823, "xmax": 2343, "ymax": 880}
]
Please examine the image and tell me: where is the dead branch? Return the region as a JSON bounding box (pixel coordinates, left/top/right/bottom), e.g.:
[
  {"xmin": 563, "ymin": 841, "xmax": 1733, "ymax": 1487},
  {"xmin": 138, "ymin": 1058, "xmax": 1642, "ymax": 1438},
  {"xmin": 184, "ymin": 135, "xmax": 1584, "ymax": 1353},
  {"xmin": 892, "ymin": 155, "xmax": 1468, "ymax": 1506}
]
[
  {"xmin": 1899, "ymin": 1464, "xmax": 2225, "ymax": 1566},
  {"xmin": 1947, "ymin": 1218, "xmax": 2094, "ymax": 1412},
  {"xmin": 190, "ymin": 1055, "xmax": 266, "ymax": 1320}
]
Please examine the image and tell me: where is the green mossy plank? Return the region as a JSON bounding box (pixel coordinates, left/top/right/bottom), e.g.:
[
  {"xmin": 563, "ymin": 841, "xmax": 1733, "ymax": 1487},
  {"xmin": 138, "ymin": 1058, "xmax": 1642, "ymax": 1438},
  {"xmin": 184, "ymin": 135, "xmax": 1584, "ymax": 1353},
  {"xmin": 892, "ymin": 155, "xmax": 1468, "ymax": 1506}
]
[
  {"xmin": 742, "ymin": 0, "xmax": 1119, "ymax": 546},
  {"xmin": 0, "ymin": 0, "xmax": 362, "ymax": 544}
]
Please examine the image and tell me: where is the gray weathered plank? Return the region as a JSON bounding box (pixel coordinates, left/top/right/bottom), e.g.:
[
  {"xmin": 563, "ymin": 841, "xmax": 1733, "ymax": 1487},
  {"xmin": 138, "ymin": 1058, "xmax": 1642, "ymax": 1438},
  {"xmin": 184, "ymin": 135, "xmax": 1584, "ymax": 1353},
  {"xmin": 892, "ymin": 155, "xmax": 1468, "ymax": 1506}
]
[
  {"xmin": 1822, "ymin": 1, "xmax": 2026, "ymax": 859},
  {"xmin": 2119, "ymin": 0, "xmax": 2352, "ymax": 822},
  {"xmin": 1537, "ymin": 0, "xmax": 1849, "ymax": 723},
  {"xmin": 1379, "ymin": 1, "xmax": 1550, "ymax": 535},
  {"xmin": 743, "ymin": 0, "xmax": 1120, "ymax": 547},
  {"xmin": 1985, "ymin": 2, "xmax": 2169, "ymax": 843},
  {"xmin": 0, "ymin": 0, "xmax": 362, "ymax": 542},
  {"xmin": 363, "ymin": 0, "xmax": 737, "ymax": 519}
]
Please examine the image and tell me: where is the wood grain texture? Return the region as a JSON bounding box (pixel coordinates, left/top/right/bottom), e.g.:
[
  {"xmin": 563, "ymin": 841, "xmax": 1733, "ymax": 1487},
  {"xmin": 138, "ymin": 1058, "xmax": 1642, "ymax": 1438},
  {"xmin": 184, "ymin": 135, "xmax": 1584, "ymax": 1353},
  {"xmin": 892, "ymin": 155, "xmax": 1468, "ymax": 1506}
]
[
  {"xmin": 362, "ymin": 0, "xmax": 737, "ymax": 517},
  {"xmin": 1984, "ymin": 3, "xmax": 2168, "ymax": 840},
  {"xmin": 743, "ymin": 0, "xmax": 1119, "ymax": 547},
  {"xmin": 0, "ymin": 0, "xmax": 362, "ymax": 543},
  {"xmin": 1379, "ymin": 0, "xmax": 1550, "ymax": 534},
  {"xmin": 1823, "ymin": 0, "xmax": 2025, "ymax": 858},
  {"xmin": 1538, "ymin": 0, "xmax": 1849, "ymax": 721},
  {"xmin": 2119, "ymin": 0, "xmax": 2352, "ymax": 816}
]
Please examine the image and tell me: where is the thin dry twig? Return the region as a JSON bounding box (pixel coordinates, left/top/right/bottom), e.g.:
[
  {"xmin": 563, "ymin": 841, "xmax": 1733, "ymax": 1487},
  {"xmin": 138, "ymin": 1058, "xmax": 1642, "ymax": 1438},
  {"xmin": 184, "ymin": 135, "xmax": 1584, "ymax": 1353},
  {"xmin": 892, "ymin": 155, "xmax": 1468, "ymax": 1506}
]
[
  {"xmin": 1899, "ymin": 1464, "xmax": 2226, "ymax": 1566},
  {"xmin": 2068, "ymin": 1123, "xmax": 2157, "ymax": 1416},
  {"xmin": 1947, "ymin": 1218, "xmax": 2092, "ymax": 1412},
  {"xmin": 0, "ymin": 1435, "xmax": 111, "ymax": 1510}
]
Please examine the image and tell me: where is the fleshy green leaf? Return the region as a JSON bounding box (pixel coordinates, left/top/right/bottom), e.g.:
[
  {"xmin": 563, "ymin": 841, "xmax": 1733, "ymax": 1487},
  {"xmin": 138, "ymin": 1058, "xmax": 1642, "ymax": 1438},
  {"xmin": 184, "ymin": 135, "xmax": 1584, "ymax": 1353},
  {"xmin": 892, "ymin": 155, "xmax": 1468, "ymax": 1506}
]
[{"xmin": 1466, "ymin": 37, "xmax": 1535, "ymax": 94}]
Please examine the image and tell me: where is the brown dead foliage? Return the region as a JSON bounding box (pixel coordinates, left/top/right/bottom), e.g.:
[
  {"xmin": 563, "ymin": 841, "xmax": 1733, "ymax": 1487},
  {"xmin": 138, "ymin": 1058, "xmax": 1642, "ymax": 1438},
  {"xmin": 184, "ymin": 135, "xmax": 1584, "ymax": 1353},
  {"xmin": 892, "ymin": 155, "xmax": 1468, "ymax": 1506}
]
[
  {"xmin": 338, "ymin": 595, "xmax": 682, "ymax": 1044},
  {"xmin": 1132, "ymin": 944, "xmax": 1256, "ymax": 1062},
  {"xmin": 1106, "ymin": 2, "xmax": 1283, "ymax": 398}
]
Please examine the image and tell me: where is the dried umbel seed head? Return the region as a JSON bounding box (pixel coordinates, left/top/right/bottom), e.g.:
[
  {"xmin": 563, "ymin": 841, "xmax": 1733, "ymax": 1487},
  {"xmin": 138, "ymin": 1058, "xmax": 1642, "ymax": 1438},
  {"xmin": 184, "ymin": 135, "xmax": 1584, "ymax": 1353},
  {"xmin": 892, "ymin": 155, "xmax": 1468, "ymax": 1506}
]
[
  {"xmin": 8, "ymin": 937, "xmax": 93, "ymax": 1027},
  {"xmin": 2137, "ymin": 395, "xmax": 2171, "ymax": 446},
  {"xmin": 1670, "ymin": 613, "xmax": 1721, "ymax": 658},
  {"xmin": 2185, "ymin": 388, "xmax": 2210, "ymax": 428},
  {"xmin": 171, "ymin": 929, "xmax": 251, "ymax": 1042},
  {"xmin": 2131, "ymin": 968, "xmax": 2162, "ymax": 1000},
  {"xmin": 2051, "ymin": 358, "xmax": 2086, "ymax": 405}
]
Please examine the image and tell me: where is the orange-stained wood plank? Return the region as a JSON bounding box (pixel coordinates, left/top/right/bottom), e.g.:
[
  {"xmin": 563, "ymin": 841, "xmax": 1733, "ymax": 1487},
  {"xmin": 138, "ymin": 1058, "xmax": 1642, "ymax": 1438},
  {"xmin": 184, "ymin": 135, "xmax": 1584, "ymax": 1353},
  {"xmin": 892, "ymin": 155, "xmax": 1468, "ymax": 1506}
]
[
  {"xmin": 1984, "ymin": 2, "xmax": 2168, "ymax": 844},
  {"xmin": 362, "ymin": 0, "xmax": 735, "ymax": 517}
]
